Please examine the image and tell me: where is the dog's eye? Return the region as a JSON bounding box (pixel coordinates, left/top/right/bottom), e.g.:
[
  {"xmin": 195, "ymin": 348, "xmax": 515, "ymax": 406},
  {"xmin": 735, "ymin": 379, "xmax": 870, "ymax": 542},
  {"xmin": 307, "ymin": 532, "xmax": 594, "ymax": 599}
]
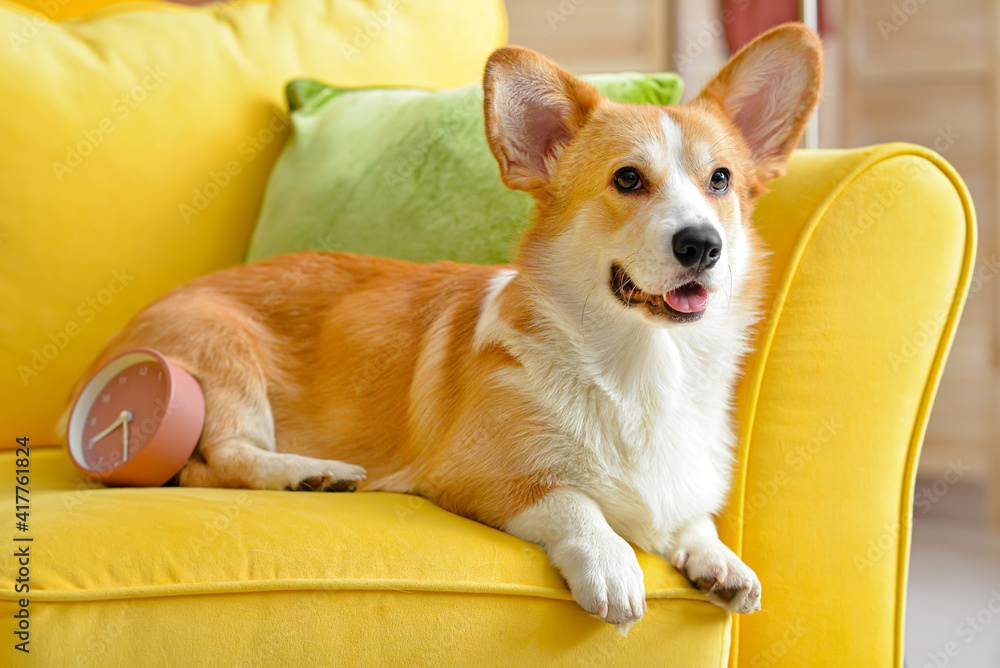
[
  {"xmin": 614, "ymin": 168, "xmax": 643, "ymax": 193},
  {"xmin": 709, "ymin": 168, "xmax": 730, "ymax": 193}
]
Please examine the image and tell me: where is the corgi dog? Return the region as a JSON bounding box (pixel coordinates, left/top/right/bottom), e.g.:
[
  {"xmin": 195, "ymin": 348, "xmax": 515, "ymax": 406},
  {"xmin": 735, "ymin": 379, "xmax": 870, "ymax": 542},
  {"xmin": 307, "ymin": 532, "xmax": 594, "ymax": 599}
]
[{"xmin": 64, "ymin": 24, "xmax": 822, "ymax": 629}]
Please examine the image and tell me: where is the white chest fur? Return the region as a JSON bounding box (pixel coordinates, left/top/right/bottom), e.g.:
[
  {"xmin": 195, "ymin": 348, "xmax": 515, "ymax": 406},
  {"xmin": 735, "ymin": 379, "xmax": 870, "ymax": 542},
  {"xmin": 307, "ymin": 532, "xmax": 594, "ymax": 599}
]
[{"xmin": 482, "ymin": 274, "xmax": 752, "ymax": 556}]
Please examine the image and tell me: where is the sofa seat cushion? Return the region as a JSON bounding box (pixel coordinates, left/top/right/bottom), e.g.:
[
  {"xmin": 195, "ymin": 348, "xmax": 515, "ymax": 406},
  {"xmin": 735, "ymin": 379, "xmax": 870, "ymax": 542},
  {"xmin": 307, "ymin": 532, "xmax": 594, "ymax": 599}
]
[{"xmin": 1, "ymin": 448, "xmax": 730, "ymax": 664}]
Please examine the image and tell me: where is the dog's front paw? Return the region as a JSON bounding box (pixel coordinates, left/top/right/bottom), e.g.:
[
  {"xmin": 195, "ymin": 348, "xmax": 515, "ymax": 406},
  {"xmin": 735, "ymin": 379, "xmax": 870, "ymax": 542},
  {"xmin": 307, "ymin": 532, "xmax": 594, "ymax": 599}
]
[
  {"xmin": 282, "ymin": 456, "xmax": 366, "ymax": 492},
  {"xmin": 553, "ymin": 534, "xmax": 647, "ymax": 625},
  {"xmin": 675, "ymin": 547, "xmax": 761, "ymax": 614},
  {"xmin": 292, "ymin": 469, "xmax": 365, "ymax": 492}
]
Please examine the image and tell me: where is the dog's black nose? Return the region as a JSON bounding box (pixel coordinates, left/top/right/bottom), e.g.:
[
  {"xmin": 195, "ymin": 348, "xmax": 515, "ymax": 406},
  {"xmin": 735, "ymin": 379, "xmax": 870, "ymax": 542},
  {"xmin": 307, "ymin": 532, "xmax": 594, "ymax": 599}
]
[{"xmin": 672, "ymin": 226, "xmax": 722, "ymax": 270}]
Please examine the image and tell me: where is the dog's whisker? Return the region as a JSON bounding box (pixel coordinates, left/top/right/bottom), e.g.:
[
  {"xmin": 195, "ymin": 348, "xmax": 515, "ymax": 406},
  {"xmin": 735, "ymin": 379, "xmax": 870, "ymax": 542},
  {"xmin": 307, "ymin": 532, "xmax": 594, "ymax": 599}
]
[
  {"xmin": 581, "ymin": 282, "xmax": 601, "ymax": 332},
  {"xmin": 726, "ymin": 263, "xmax": 734, "ymax": 310}
]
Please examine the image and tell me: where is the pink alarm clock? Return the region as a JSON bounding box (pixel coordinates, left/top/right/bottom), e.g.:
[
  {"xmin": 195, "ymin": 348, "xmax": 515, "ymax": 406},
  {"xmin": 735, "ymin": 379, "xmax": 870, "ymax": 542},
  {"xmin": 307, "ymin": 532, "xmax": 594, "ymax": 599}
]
[{"xmin": 67, "ymin": 348, "xmax": 205, "ymax": 486}]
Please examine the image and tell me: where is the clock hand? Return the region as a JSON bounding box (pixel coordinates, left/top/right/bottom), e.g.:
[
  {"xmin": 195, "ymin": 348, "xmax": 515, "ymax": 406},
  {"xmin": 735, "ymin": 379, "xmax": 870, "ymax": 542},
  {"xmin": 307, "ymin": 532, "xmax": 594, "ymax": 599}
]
[
  {"xmin": 89, "ymin": 410, "xmax": 131, "ymax": 446},
  {"xmin": 89, "ymin": 414, "xmax": 124, "ymax": 445},
  {"xmin": 121, "ymin": 410, "xmax": 133, "ymax": 462}
]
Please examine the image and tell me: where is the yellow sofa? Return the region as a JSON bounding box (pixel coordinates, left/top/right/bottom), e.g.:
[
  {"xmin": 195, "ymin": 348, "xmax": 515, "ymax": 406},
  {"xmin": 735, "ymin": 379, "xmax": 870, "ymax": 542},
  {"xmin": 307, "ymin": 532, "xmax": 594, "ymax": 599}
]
[{"xmin": 0, "ymin": 0, "xmax": 976, "ymax": 665}]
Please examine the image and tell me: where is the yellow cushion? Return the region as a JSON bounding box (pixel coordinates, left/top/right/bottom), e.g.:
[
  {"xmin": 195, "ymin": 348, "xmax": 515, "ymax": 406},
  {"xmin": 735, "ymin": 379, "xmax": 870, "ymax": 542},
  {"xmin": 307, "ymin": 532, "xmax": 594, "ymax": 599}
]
[
  {"xmin": 0, "ymin": 0, "xmax": 506, "ymax": 447},
  {"xmin": 0, "ymin": 449, "xmax": 731, "ymax": 665}
]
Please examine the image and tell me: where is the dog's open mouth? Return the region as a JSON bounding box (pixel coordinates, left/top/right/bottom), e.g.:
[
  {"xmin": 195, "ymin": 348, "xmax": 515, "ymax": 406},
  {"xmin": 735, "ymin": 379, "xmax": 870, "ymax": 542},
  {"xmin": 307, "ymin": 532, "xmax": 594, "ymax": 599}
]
[{"xmin": 610, "ymin": 264, "xmax": 709, "ymax": 323}]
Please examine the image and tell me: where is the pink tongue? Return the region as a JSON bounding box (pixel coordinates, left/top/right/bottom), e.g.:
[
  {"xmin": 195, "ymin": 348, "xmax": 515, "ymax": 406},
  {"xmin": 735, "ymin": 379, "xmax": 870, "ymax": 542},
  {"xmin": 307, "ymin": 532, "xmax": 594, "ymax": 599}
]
[{"xmin": 666, "ymin": 286, "xmax": 709, "ymax": 313}]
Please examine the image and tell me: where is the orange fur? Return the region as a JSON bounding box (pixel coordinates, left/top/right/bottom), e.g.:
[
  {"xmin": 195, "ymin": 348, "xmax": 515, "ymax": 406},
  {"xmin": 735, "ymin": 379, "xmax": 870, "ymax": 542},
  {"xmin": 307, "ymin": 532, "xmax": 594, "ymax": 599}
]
[{"xmin": 70, "ymin": 253, "xmax": 554, "ymax": 526}]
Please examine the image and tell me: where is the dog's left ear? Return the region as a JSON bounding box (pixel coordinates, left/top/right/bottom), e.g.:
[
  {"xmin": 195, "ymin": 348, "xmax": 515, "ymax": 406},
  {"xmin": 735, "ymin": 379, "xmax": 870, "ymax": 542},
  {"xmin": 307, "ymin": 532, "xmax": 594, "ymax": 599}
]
[
  {"xmin": 484, "ymin": 46, "xmax": 601, "ymax": 195},
  {"xmin": 694, "ymin": 23, "xmax": 823, "ymax": 182}
]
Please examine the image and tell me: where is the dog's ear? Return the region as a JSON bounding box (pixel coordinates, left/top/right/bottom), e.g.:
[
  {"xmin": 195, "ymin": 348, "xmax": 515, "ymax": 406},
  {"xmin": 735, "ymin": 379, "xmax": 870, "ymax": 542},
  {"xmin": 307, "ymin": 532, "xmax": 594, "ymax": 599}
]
[
  {"xmin": 693, "ymin": 23, "xmax": 822, "ymax": 182},
  {"xmin": 483, "ymin": 46, "xmax": 601, "ymax": 194}
]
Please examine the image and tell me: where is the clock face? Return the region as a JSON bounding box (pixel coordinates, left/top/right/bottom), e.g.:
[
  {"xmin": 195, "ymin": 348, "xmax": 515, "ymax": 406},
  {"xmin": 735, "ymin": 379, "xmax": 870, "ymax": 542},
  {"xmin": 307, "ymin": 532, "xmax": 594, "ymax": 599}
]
[{"xmin": 78, "ymin": 359, "xmax": 169, "ymax": 472}]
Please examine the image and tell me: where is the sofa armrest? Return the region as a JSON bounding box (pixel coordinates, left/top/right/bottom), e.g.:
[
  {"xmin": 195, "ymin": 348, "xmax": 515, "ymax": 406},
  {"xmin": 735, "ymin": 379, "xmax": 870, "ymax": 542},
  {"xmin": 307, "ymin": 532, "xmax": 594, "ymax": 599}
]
[{"xmin": 719, "ymin": 144, "xmax": 976, "ymax": 667}]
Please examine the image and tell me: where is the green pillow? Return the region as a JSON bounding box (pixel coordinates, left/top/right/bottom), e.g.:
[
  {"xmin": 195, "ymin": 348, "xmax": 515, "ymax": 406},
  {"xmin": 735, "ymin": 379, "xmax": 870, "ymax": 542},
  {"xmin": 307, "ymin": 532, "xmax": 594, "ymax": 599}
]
[{"xmin": 246, "ymin": 72, "xmax": 683, "ymax": 265}]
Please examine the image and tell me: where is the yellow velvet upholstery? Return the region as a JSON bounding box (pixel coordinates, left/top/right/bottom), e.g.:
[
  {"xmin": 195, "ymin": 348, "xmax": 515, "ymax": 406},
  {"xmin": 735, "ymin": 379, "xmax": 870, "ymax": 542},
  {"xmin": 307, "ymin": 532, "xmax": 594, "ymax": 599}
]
[
  {"xmin": 0, "ymin": 0, "xmax": 506, "ymax": 447},
  {"xmin": 0, "ymin": 145, "xmax": 974, "ymax": 666},
  {"xmin": 0, "ymin": 0, "xmax": 976, "ymax": 664},
  {"xmin": 0, "ymin": 448, "xmax": 732, "ymax": 666},
  {"xmin": 725, "ymin": 145, "xmax": 975, "ymax": 667}
]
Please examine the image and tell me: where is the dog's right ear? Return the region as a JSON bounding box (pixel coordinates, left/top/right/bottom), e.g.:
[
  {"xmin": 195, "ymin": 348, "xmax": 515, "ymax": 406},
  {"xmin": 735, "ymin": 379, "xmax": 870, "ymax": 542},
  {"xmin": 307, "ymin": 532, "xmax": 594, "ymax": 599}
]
[
  {"xmin": 484, "ymin": 46, "xmax": 600, "ymax": 195},
  {"xmin": 692, "ymin": 23, "xmax": 822, "ymax": 184}
]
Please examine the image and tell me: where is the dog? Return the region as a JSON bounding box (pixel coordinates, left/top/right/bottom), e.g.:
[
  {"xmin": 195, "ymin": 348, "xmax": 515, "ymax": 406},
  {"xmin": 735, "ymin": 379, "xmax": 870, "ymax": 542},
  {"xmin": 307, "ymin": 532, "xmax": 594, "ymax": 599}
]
[{"xmin": 63, "ymin": 23, "xmax": 822, "ymax": 630}]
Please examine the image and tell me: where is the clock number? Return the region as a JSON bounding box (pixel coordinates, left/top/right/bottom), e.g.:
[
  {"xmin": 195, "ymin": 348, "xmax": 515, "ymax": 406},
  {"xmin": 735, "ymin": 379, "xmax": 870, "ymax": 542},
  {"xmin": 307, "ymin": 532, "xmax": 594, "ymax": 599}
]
[
  {"xmin": 101, "ymin": 393, "xmax": 110, "ymax": 403},
  {"xmin": 119, "ymin": 375, "xmax": 127, "ymax": 385},
  {"xmin": 90, "ymin": 417, "xmax": 97, "ymax": 426},
  {"xmin": 157, "ymin": 371, "xmax": 163, "ymax": 380},
  {"xmin": 139, "ymin": 366, "xmax": 147, "ymax": 377}
]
